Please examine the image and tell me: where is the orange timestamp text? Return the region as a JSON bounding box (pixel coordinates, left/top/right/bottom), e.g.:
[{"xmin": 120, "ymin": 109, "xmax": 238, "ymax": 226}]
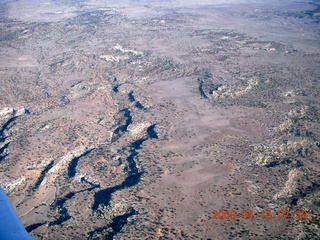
[{"xmin": 212, "ymin": 209, "xmax": 316, "ymax": 220}]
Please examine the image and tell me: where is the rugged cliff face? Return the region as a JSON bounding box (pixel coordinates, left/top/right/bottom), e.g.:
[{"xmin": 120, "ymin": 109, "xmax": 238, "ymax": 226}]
[{"xmin": 0, "ymin": 0, "xmax": 319, "ymax": 239}]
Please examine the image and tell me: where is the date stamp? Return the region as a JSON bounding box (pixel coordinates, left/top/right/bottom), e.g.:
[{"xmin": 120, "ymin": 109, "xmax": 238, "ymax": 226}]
[{"xmin": 212, "ymin": 209, "xmax": 317, "ymax": 220}]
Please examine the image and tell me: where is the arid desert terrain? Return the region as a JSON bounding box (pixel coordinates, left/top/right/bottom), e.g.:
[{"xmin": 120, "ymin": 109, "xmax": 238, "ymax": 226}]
[{"xmin": 0, "ymin": 0, "xmax": 320, "ymax": 239}]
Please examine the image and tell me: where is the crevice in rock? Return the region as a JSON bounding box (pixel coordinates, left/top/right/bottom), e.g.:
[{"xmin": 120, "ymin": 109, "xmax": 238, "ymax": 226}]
[
  {"xmin": 0, "ymin": 116, "xmax": 17, "ymax": 140},
  {"xmin": 111, "ymin": 108, "xmax": 132, "ymax": 142},
  {"xmin": 67, "ymin": 149, "xmax": 93, "ymax": 178},
  {"xmin": 33, "ymin": 160, "xmax": 55, "ymax": 190},
  {"xmin": 26, "ymin": 222, "xmax": 46, "ymax": 233},
  {"xmin": 128, "ymin": 91, "xmax": 135, "ymax": 102},
  {"xmin": 49, "ymin": 187, "xmax": 95, "ymax": 227},
  {"xmin": 135, "ymin": 101, "xmax": 144, "ymax": 110},
  {"xmin": 105, "ymin": 208, "xmax": 136, "ymax": 240}
]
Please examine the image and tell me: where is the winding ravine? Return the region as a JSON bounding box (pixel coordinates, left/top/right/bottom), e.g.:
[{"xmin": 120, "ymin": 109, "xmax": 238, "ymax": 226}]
[
  {"xmin": 67, "ymin": 149, "xmax": 94, "ymax": 178},
  {"xmin": 26, "ymin": 187, "xmax": 97, "ymax": 232},
  {"xmin": 91, "ymin": 124, "xmax": 158, "ymax": 237},
  {"xmin": 111, "ymin": 108, "xmax": 132, "ymax": 143}
]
